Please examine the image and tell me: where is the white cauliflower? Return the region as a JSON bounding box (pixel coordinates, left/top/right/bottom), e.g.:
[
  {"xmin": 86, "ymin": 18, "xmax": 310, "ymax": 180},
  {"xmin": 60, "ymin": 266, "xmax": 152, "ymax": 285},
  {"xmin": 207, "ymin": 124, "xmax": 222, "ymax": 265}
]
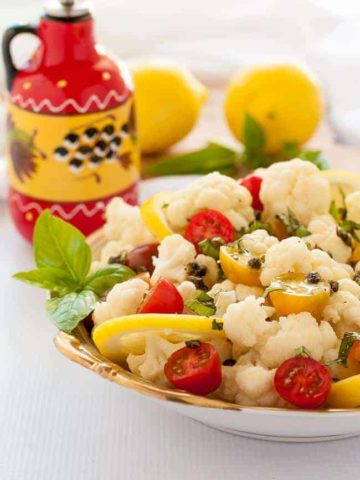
[
  {"xmin": 196, "ymin": 254, "xmax": 219, "ymax": 288},
  {"xmin": 305, "ymin": 214, "xmax": 352, "ymax": 263},
  {"xmin": 241, "ymin": 229, "xmax": 279, "ymax": 256},
  {"xmin": 310, "ymin": 249, "xmax": 353, "ymax": 281},
  {"xmin": 235, "ymin": 284, "xmax": 264, "ymax": 301},
  {"xmin": 177, "ymin": 281, "xmax": 198, "ymax": 303},
  {"xmin": 223, "ymin": 296, "xmax": 277, "ymax": 353},
  {"xmin": 208, "ymin": 280, "xmax": 263, "ymax": 316},
  {"xmin": 104, "ymin": 197, "xmax": 155, "ymax": 247},
  {"xmin": 127, "ymin": 334, "xmax": 185, "ymax": 383},
  {"xmin": 151, "ymin": 234, "xmax": 196, "ymax": 284},
  {"xmin": 165, "ymin": 172, "xmax": 254, "ymax": 231},
  {"xmin": 260, "ymin": 159, "xmax": 331, "ymax": 225},
  {"xmin": 218, "ymin": 354, "xmax": 284, "ymax": 407},
  {"xmin": 259, "ymin": 313, "xmax": 338, "ymax": 369},
  {"xmin": 322, "ymin": 291, "xmax": 360, "ymax": 337},
  {"xmin": 260, "ymin": 237, "xmax": 312, "ymax": 286},
  {"xmin": 93, "ymin": 278, "xmax": 148, "ymax": 325},
  {"xmin": 338, "ymin": 278, "xmax": 360, "ymax": 298},
  {"xmin": 346, "ymin": 190, "xmax": 360, "ymax": 223}
]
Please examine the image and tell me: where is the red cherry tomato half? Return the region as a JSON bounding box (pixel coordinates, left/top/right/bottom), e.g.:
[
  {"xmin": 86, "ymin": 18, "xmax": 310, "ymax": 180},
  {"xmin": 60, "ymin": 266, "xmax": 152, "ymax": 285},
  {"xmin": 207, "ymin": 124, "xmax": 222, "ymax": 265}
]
[
  {"xmin": 184, "ymin": 209, "xmax": 235, "ymax": 247},
  {"xmin": 125, "ymin": 243, "xmax": 159, "ymax": 274},
  {"xmin": 274, "ymin": 356, "xmax": 332, "ymax": 409},
  {"xmin": 164, "ymin": 342, "xmax": 222, "ymax": 396},
  {"xmin": 240, "ymin": 175, "xmax": 264, "ymax": 211},
  {"xmin": 138, "ymin": 277, "xmax": 184, "ymax": 314}
]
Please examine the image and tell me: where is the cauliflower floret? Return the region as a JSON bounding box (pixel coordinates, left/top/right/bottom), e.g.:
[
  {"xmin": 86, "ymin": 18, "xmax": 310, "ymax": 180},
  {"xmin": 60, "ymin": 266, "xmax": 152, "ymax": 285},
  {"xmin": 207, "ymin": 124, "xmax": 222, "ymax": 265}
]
[
  {"xmin": 305, "ymin": 214, "xmax": 352, "ymax": 263},
  {"xmin": 127, "ymin": 334, "xmax": 185, "ymax": 383},
  {"xmin": 310, "ymin": 249, "xmax": 352, "ymax": 281},
  {"xmin": 177, "ymin": 281, "xmax": 197, "ymax": 303},
  {"xmin": 104, "ymin": 197, "xmax": 155, "ymax": 246},
  {"xmin": 235, "ymin": 284, "xmax": 264, "ymax": 301},
  {"xmin": 241, "ymin": 229, "xmax": 279, "ymax": 256},
  {"xmin": 322, "ymin": 291, "xmax": 360, "ymax": 337},
  {"xmin": 165, "ymin": 172, "xmax": 254, "ymax": 231},
  {"xmin": 151, "ymin": 234, "xmax": 196, "ymax": 284},
  {"xmin": 260, "ymin": 159, "xmax": 331, "ymax": 225},
  {"xmin": 338, "ymin": 278, "xmax": 360, "ymax": 298},
  {"xmin": 223, "ymin": 296, "xmax": 277, "ymax": 353},
  {"xmin": 259, "ymin": 313, "xmax": 338, "ymax": 368},
  {"xmin": 208, "ymin": 280, "xmax": 264, "ymax": 316},
  {"xmin": 195, "ymin": 254, "xmax": 219, "ymax": 288},
  {"xmin": 93, "ymin": 278, "xmax": 148, "ymax": 325},
  {"xmin": 346, "ymin": 190, "xmax": 360, "ymax": 223},
  {"xmin": 218, "ymin": 356, "xmax": 284, "ymax": 407},
  {"xmin": 260, "ymin": 237, "xmax": 312, "ymax": 286}
]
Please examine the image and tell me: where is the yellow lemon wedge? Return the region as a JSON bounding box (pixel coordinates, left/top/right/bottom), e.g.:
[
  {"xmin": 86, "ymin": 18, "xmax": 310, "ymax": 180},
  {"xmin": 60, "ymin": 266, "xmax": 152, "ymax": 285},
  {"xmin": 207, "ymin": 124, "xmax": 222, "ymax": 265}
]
[
  {"xmin": 140, "ymin": 192, "xmax": 174, "ymax": 241},
  {"xmin": 321, "ymin": 170, "xmax": 360, "ymax": 206},
  {"xmin": 267, "ymin": 273, "xmax": 330, "ymax": 318},
  {"xmin": 92, "ymin": 314, "xmax": 224, "ymax": 364},
  {"xmin": 327, "ymin": 375, "xmax": 360, "ymax": 409},
  {"xmin": 225, "ymin": 63, "xmax": 323, "ymax": 155},
  {"xmin": 132, "ymin": 60, "xmax": 208, "ymax": 154},
  {"xmin": 219, "ymin": 244, "xmax": 262, "ymax": 286}
]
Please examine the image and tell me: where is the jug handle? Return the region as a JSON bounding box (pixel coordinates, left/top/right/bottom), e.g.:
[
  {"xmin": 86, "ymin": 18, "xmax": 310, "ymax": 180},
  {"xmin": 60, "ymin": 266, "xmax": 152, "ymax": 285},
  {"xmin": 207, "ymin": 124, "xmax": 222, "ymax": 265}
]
[{"xmin": 2, "ymin": 24, "xmax": 39, "ymax": 91}]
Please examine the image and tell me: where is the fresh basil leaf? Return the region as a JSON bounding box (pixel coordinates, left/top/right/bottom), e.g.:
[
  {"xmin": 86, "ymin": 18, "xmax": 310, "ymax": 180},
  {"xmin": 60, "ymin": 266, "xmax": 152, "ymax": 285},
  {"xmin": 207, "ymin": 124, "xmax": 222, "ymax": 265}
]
[
  {"xmin": 46, "ymin": 290, "xmax": 97, "ymax": 333},
  {"xmin": 185, "ymin": 291, "xmax": 216, "ymax": 317},
  {"xmin": 34, "ymin": 210, "xmax": 91, "ymax": 284},
  {"xmin": 243, "ymin": 113, "xmax": 265, "ymax": 154},
  {"xmin": 198, "ymin": 237, "xmax": 224, "ymax": 260},
  {"xmin": 337, "ymin": 332, "xmax": 360, "ymax": 366},
  {"xmin": 85, "ymin": 264, "xmax": 135, "ymax": 296},
  {"xmin": 282, "ymin": 142, "xmax": 300, "ymax": 159},
  {"xmin": 13, "ymin": 267, "xmax": 77, "ymax": 294},
  {"xmin": 276, "ymin": 209, "xmax": 310, "ymax": 238},
  {"xmin": 242, "ymin": 219, "xmax": 273, "ymax": 235},
  {"xmin": 144, "ymin": 142, "xmax": 239, "ymax": 177},
  {"xmin": 299, "ymin": 150, "xmax": 329, "ymax": 171}
]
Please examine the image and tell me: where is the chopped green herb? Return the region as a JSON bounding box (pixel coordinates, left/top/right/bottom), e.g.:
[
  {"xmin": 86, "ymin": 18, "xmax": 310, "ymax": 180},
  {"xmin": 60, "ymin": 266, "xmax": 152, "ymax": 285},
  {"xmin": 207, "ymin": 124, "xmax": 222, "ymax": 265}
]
[
  {"xmin": 211, "ymin": 319, "xmax": 224, "ymax": 331},
  {"xmin": 275, "ymin": 209, "xmax": 310, "ymax": 238},
  {"xmin": 198, "ymin": 237, "xmax": 224, "ymax": 260},
  {"xmin": 336, "ymin": 332, "xmax": 360, "ymax": 367},
  {"xmin": 185, "ymin": 291, "xmax": 216, "ymax": 317},
  {"xmin": 294, "ymin": 346, "xmax": 312, "ymax": 358}
]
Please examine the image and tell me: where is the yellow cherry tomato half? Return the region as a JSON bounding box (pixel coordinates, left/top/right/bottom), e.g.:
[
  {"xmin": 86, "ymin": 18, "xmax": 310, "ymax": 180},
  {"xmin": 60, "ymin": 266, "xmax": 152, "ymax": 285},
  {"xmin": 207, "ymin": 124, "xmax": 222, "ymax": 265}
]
[
  {"xmin": 219, "ymin": 244, "xmax": 262, "ymax": 286},
  {"xmin": 268, "ymin": 273, "xmax": 330, "ymax": 318},
  {"xmin": 327, "ymin": 374, "xmax": 360, "ymax": 408}
]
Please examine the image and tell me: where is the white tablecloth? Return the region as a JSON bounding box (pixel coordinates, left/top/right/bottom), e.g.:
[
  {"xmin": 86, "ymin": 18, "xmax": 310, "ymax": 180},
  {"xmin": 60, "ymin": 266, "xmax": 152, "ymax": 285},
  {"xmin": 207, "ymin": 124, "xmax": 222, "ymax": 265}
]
[{"xmin": 1, "ymin": 190, "xmax": 360, "ymax": 479}]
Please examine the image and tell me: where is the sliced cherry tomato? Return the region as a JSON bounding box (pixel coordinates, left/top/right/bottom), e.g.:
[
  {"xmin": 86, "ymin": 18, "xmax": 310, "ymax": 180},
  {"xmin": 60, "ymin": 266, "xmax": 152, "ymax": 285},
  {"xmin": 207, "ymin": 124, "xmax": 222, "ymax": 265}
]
[
  {"xmin": 125, "ymin": 243, "xmax": 159, "ymax": 274},
  {"xmin": 138, "ymin": 277, "xmax": 184, "ymax": 314},
  {"xmin": 164, "ymin": 342, "xmax": 222, "ymax": 396},
  {"xmin": 274, "ymin": 356, "xmax": 332, "ymax": 409},
  {"xmin": 240, "ymin": 175, "xmax": 264, "ymax": 211},
  {"xmin": 184, "ymin": 209, "xmax": 235, "ymax": 247}
]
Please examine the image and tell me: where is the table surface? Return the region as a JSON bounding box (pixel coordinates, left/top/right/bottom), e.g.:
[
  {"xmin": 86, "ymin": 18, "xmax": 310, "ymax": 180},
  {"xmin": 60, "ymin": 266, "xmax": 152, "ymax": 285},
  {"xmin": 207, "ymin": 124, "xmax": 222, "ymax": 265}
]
[{"xmin": 2, "ymin": 176, "xmax": 360, "ymax": 480}]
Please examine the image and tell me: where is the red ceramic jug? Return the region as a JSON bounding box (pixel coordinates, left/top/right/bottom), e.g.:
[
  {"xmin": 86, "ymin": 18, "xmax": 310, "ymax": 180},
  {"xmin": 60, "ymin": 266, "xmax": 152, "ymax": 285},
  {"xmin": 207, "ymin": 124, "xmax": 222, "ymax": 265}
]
[{"xmin": 2, "ymin": 0, "xmax": 140, "ymax": 241}]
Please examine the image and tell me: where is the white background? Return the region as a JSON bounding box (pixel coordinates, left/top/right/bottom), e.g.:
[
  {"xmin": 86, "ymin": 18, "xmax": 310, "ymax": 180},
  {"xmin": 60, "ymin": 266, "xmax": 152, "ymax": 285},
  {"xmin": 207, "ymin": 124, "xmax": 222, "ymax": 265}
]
[{"xmin": 2, "ymin": 1, "xmax": 360, "ymax": 478}]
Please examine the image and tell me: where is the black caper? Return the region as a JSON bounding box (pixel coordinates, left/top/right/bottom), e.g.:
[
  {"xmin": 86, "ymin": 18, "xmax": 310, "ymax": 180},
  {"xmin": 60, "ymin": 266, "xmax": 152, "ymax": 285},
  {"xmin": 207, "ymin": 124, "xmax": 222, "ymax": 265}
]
[
  {"xmin": 336, "ymin": 227, "xmax": 352, "ymax": 247},
  {"xmin": 329, "ymin": 280, "xmax": 339, "ymax": 293},
  {"xmin": 185, "ymin": 340, "xmax": 201, "ymax": 349},
  {"xmin": 223, "ymin": 359, "xmax": 236, "ymax": 367},
  {"xmin": 248, "ymin": 257, "xmax": 262, "ymax": 269},
  {"xmin": 306, "ymin": 271, "xmax": 321, "ymax": 284}
]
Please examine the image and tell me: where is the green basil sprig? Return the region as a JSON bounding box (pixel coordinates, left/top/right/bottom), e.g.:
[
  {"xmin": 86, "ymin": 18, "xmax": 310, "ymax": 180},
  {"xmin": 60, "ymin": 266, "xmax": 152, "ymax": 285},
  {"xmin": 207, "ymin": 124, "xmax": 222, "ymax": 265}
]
[
  {"xmin": 144, "ymin": 113, "xmax": 329, "ymax": 177},
  {"xmin": 275, "ymin": 208, "xmax": 310, "ymax": 238},
  {"xmin": 185, "ymin": 291, "xmax": 216, "ymax": 317},
  {"xmin": 14, "ymin": 210, "xmax": 135, "ymax": 333}
]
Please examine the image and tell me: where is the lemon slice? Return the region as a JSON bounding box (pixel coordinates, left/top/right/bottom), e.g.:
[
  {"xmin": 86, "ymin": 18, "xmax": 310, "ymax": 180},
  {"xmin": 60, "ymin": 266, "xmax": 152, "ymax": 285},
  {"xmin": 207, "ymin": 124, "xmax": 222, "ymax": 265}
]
[
  {"xmin": 322, "ymin": 170, "xmax": 360, "ymax": 206},
  {"xmin": 140, "ymin": 191, "xmax": 174, "ymax": 240},
  {"xmin": 92, "ymin": 314, "xmax": 224, "ymax": 364}
]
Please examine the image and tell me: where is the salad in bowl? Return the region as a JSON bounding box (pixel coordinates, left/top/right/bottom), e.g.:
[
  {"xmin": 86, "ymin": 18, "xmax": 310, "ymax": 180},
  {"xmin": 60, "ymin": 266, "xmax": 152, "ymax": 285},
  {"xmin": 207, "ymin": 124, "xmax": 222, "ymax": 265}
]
[{"xmin": 15, "ymin": 159, "xmax": 360, "ymax": 420}]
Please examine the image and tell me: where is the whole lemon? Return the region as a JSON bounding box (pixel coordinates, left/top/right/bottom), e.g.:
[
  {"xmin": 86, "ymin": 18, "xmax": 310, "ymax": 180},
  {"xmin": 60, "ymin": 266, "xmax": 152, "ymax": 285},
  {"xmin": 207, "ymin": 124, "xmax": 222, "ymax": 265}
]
[
  {"xmin": 132, "ymin": 60, "xmax": 208, "ymax": 154},
  {"xmin": 224, "ymin": 63, "xmax": 323, "ymax": 154}
]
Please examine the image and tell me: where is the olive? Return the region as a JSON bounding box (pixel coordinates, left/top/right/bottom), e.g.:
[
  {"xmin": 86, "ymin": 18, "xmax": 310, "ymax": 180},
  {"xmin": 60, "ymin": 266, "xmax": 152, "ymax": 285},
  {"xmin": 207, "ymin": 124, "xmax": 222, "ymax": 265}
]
[
  {"xmin": 69, "ymin": 157, "xmax": 84, "ymax": 171},
  {"xmin": 54, "ymin": 146, "xmax": 69, "ymax": 161},
  {"xmin": 63, "ymin": 133, "xmax": 80, "ymax": 148},
  {"xmin": 125, "ymin": 243, "xmax": 160, "ymax": 274},
  {"xmin": 82, "ymin": 127, "xmax": 99, "ymax": 142},
  {"xmin": 102, "ymin": 124, "xmax": 115, "ymax": 141}
]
